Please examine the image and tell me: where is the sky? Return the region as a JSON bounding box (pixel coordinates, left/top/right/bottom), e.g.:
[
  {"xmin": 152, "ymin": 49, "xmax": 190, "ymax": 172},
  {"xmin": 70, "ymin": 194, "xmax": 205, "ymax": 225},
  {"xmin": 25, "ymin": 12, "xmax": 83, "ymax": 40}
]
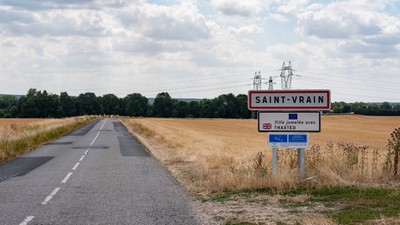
[{"xmin": 1, "ymin": 0, "xmax": 400, "ymax": 102}]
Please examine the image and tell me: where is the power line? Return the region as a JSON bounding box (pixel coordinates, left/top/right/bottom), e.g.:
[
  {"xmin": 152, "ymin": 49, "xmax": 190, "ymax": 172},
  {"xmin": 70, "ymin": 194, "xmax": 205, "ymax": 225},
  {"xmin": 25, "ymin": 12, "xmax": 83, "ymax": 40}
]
[
  {"xmin": 298, "ymin": 70, "xmax": 400, "ymax": 86},
  {"xmin": 113, "ymin": 80, "xmax": 247, "ymax": 96},
  {"xmin": 168, "ymin": 84, "xmax": 249, "ymax": 96},
  {"xmin": 296, "ymin": 77, "xmax": 400, "ymax": 102},
  {"xmin": 65, "ymin": 72, "xmax": 251, "ymax": 94},
  {"xmin": 297, "ymin": 75, "xmax": 400, "ymax": 94}
]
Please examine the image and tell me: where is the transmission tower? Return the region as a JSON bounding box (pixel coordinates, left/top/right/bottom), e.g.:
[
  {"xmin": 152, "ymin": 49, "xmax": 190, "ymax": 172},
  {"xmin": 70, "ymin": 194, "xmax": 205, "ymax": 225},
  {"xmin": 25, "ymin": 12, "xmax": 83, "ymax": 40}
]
[
  {"xmin": 266, "ymin": 76, "xmax": 275, "ymax": 90},
  {"xmin": 280, "ymin": 61, "xmax": 294, "ymax": 89},
  {"xmin": 253, "ymin": 71, "xmax": 262, "ymax": 90},
  {"xmin": 251, "ymin": 71, "xmax": 264, "ymax": 119}
]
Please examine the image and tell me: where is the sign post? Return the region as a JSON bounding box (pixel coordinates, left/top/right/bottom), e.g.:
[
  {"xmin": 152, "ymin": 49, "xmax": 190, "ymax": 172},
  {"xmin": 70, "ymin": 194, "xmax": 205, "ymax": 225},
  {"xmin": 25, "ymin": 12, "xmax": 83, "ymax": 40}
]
[
  {"xmin": 297, "ymin": 148, "xmax": 305, "ymax": 178},
  {"xmin": 272, "ymin": 148, "xmax": 277, "ymax": 177},
  {"xmin": 268, "ymin": 133, "xmax": 308, "ymax": 176},
  {"xmin": 249, "ymin": 89, "xmax": 331, "ymax": 178}
]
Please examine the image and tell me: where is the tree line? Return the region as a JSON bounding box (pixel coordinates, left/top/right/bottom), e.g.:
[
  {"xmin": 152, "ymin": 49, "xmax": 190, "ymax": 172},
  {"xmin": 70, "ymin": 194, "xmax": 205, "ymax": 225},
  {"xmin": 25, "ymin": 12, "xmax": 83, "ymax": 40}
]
[
  {"xmin": 331, "ymin": 101, "xmax": 400, "ymax": 116},
  {"xmin": 0, "ymin": 89, "xmax": 251, "ymax": 118},
  {"xmin": 1, "ymin": 89, "xmax": 399, "ymax": 118}
]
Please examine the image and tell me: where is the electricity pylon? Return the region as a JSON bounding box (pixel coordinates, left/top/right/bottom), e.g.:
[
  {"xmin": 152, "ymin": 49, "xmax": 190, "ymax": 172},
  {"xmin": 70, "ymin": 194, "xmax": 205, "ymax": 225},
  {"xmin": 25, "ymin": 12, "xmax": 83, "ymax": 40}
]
[
  {"xmin": 251, "ymin": 71, "xmax": 264, "ymax": 119},
  {"xmin": 266, "ymin": 76, "xmax": 276, "ymax": 90},
  {"xmin": 253, "ymin": 71, "xmax": 262, "ymax": 90},
  {"xmin": 280, "ymin": 61, "xmax": 294, "ymax": 89}
]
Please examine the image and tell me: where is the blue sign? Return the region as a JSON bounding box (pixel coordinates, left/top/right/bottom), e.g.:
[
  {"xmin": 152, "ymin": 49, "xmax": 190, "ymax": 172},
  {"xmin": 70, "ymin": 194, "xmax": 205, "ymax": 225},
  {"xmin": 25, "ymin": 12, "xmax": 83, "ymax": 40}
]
[
  {"xmin": 288, "ymin": 113, "xmax": 298, "ymax": 120},
  {"xmin": 268, "ymin": 133, "xmax": 309, "ymax": 148},
  {"xmin": 288, "ymin": 134, "xmax": 308, "ymax": 143},
  {"xmin": 269, "ymin": 134, "xmax": 288, "ymax": 143}
]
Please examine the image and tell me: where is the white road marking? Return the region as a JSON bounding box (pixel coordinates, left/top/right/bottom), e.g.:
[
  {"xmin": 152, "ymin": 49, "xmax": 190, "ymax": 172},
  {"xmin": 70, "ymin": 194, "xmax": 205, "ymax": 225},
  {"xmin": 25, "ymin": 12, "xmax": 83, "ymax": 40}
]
[
  {"xmin": 72, "ymin": 162, "xmax": 80, "ymax": 170},
  {"xmin": 87, "ymin": 119, "xmax": 107, "ymax": 149},
  {"xmin": 61, "ymin": 172, "xmax": 73, "ymax": 183},
  {"xmin": 41, "ymin": 187, "xmax": 60, "ymax": 205},
  {"xmin": 19, "ymin": 119, "xmax": 110, "ymax": 224},
  {"xmin": 100, "ymin": 119, "xmax": 107, "ymax": 130},
  {"xmin": 19, "ymin": 216, "xmax": 34, "ymax": 225},
  {"xmin": 79, "ymin": 155, "xmax": 85, "ymax": 161}
]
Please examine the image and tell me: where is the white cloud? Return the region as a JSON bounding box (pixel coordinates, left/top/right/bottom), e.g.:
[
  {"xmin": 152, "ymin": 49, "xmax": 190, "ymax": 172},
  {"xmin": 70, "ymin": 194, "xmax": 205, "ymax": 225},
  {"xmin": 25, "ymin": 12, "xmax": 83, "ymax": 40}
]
[
  {"xmin": 337, "ymin": 40, "xmax": 400, "ymax": 58},
  {"xmin": 0, "ymin": 0, "xmax": 400, "ymax": 101},
  {"xmin": 0, "ymin": 8, "xmax": 121, "ymax": 37},
  {"xmin": 141, "ymin": 2, "xmax": 212, "ymax": 41},
  {"xmin": 211, "ymin": 0, "xmax": 263, "ymax": 16},
  {"xmin": 294, "ymin": 0, "xmax": 400, "ymax": 61},
  {"xmin": 276, "ymin": 0, "xmax": 309, "ymax": 14},
  {"xmin": 228, "ymin": 24, "xmax": 264, "ymax": 36},
  {"xmin": 297, "ymin": 1, "xmax": 400, "ymax": 41},
  {"xmin": 269, "ymin": 13, "xmax": 289, "ymax": 23}
]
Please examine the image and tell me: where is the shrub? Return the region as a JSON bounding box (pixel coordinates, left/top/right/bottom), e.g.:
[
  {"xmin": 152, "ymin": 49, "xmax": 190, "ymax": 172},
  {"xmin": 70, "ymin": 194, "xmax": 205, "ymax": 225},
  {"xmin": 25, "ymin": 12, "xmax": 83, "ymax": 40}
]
[{"xmin": 385, "ymin": 127, "xmax": 400, "ymax": 176}]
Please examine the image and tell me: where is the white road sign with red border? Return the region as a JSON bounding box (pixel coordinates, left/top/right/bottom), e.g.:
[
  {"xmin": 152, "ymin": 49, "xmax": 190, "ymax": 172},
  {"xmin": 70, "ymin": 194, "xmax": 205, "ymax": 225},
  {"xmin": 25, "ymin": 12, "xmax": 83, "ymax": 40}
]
[{"xmin": 248, "ymin": 89, "xmax": 331, "ymax": 110}]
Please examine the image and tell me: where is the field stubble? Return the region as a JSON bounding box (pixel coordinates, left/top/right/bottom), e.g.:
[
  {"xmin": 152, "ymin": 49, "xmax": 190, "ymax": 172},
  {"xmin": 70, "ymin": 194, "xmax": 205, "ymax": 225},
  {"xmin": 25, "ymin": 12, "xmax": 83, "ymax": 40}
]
[
  {"xmin": 122, "ymin": 115, "xmax": 400, "ymax": 224},
  {"xmin": 123, "ymin": 115, "xmax": 400, "ymax": 193}
]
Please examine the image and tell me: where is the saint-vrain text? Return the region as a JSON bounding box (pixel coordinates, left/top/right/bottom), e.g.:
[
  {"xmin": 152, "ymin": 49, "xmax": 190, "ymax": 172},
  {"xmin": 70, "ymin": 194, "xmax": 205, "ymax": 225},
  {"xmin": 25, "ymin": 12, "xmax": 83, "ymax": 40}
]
[{"xmin": 255, "ymin": 95, "xmax": 325, "ymax": 104}]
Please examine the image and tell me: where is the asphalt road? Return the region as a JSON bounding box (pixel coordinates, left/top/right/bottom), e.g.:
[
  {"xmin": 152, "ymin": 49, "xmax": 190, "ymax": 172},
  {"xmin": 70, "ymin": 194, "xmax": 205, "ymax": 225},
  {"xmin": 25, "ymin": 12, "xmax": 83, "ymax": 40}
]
[{"xmin": 0, "ymin": 119, "xmax": 199, "ymax": 225}]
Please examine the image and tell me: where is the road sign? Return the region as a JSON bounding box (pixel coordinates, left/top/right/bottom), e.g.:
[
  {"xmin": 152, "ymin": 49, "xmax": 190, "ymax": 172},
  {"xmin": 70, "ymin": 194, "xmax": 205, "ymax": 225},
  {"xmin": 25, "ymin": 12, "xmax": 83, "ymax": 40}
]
[
  {"xmin": 258, "ymin": 111, "xmax": 321, "ymax": 132},
  {"xmin": 268, "ymin": 133, "xmax": 308, "ymax": 148},
  {"xmin": 248, "ymin": 89, "xmax": 331, "ymax": 110}
]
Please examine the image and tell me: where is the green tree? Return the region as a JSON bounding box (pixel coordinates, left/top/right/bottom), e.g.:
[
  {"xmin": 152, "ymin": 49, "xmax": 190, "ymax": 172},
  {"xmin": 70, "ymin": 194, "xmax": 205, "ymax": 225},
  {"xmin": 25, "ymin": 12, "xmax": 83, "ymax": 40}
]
[
  {"xmin": 199, "ymin": 99, "xmax": 214, "ymax": 118},
  {"xmin": 211, "ymin": 93, "xmax": 238, "ymax": 118},
  {"xmin": 97, "ymin": 96, "xmax": 104, "ymax": 115},
  {"xmin": 60, "ymin": 92, "xmax": 76, "ymax": 117},
  {"xmin": 0, "ymin": 95, "xmax": 18, "ymax": 118},
  {"xmin": 18, "ymin": 89, "xmax": 40, "ymax": 118},
  {"xmin": 102, "ymin": 94, "xmax": 120, "ymax": 115},
  {"xmin": 351, "ymin": 102, "xmax": 368, "ymax": 114},
  {"xmin": 37, "ymin": 91, "xmax": 60, "ymax": 118},
  {"xmin": 173, "ymin": 100, "xmax": 189, "ymax": 118},
  {"xmin": 125, "ymin": 93, "xmax": 148, "ymax": 117},
  {"xmin": 342, "ymin": 104, "xmax": 351, "ymax": 113},
  {"xmin": 188, "ymin": 101, "xmax": 200, "ymax": 118},
  {"xmin": 76, "ymin": 92, "xmax": 101, "ymax": 115},
  {"xmin": 394, "ymin": 104, "xmax": 400, "ymax": 112},
  {"xmin": 152, "ymin": 92, "xmax": 173, "ymax": 117},
  {"xmin": 381, "ymin": 102, "xmax": 392, "ymax": 111},
  {"xmin": 236, "ymin": 94, "xmax": 250, "ymax": 118},
  {"xmin": 333, "ymin": 106, "xmax": 341, "ymax": 113}
]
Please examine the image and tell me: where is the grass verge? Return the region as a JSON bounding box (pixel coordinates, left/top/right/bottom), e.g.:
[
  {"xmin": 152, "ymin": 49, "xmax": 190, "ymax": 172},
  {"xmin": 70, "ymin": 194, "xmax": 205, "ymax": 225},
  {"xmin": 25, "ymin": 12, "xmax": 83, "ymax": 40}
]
[
  {"xmin": 0, "ymin": 116, "xmax": 96, "ymax": 164},
  {"xmin": 203, "ymin": 185, "xmax": 400, "ymax": 224},
  {"xmin": 305, "ymin": 186, "xmax": 400, "ymax": 224}
]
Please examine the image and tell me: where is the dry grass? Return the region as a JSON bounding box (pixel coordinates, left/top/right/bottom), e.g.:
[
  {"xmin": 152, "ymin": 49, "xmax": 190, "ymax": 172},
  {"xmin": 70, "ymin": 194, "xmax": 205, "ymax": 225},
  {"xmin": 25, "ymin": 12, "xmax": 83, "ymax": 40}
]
[
  {"xmin": 0, "ymin": 116, "xmax": 94, "ymax": 163},
  {"xmin": 121, "ymin": 115, "xmax": 400, "ymax": 193},
  {"xmin": 0, "ymin": 119, "xmax": 67, "ymax": 140},
  {"xmin": 297, "ymin": 215, "xmax": 337, "ymax": 225}
]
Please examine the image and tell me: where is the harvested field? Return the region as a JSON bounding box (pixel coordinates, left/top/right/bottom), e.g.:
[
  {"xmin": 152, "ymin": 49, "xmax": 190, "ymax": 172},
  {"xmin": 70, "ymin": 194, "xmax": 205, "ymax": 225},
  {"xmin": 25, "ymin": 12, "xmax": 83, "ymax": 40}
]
[
  {"xmin": 122, "ymin": 115, "xmax": 400, "ymax": 224},
  {"xmin": 314, "ymin": 115, "xmax": 400, "ymax": 149},
  {"xmin": 123, "ymin": 115, "xmax": 400, "ymax": 192}
]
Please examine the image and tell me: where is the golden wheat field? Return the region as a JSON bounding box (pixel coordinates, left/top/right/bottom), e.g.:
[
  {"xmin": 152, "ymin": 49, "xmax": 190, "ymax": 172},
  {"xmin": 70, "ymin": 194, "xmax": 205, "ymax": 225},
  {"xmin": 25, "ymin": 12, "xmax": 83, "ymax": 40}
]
[
  {"xmin": 0, "ymin": 118, "xmax": 72, "ymax": 141},
  {"xmin": 0, "ymin": 117, "xmax": 93, "ymax": 163},
  {"xmin": 123, "ymin": 115, "xmax": 400, "ymax": 193}
]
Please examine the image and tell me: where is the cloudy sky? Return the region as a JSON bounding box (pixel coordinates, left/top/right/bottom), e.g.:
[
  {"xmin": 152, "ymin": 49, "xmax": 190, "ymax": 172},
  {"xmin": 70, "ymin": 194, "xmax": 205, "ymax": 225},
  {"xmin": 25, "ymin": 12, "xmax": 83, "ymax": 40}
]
[{"xmin": 1, "ymin": 0, "xmax": 400, "ymax": 102}]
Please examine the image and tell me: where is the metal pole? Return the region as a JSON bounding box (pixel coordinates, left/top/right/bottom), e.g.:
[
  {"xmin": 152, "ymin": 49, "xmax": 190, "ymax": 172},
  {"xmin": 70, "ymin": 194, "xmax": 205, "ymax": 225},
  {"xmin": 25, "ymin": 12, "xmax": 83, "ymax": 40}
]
[
  {"xmin": 272, "ymin": 148, "xmax": 277, "ymax": 177},
  {"xmin": 297, "ymin": 148, "xmax": 305, "ymax": 178}
]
